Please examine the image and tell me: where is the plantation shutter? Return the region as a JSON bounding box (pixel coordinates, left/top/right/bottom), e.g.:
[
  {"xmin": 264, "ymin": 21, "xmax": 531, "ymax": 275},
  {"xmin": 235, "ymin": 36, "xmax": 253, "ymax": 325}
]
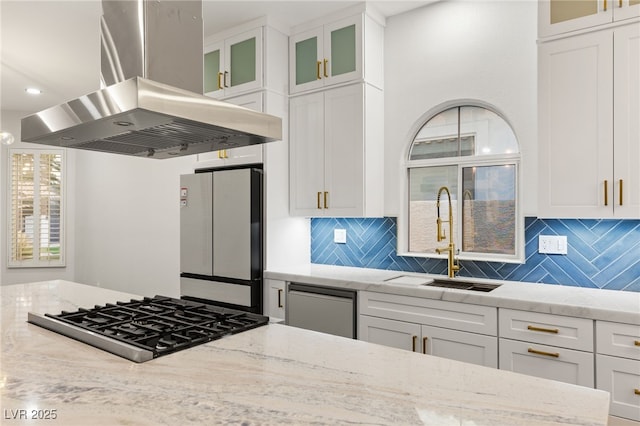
[{"xmin": 9, "ymin": 149, "xmax": 65, "ymax": 267}]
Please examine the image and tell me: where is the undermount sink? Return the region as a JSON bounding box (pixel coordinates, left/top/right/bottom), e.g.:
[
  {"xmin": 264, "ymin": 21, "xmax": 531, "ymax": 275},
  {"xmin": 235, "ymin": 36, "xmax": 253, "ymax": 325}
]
[
  {"xmin": 426, "ymin": 279, "xmax": 501, "ymax": 292},
  {"xmin": 384, "ymin": 275, "xmax": 501, "ymax": 292}
]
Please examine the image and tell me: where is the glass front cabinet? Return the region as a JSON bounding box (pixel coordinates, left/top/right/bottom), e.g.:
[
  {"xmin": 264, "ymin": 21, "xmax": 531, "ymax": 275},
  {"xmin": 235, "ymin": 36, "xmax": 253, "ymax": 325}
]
[
  {"xmin": 204, "ymin": 27, "xmax": 263, "ymax": 98},
  {"xmin": 539, "ymin": 0, "xmax": 640, "ymax": 37},
  {"xmin": 289, "ymin": 15, "xmax": 363, "ymax": 94}
]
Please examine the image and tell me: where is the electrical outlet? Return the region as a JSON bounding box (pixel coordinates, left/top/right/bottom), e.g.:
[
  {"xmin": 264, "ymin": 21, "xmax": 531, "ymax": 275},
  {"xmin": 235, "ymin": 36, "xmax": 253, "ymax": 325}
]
[
  {"xmin": 538, "ymin": 235, "xmax": 567, "ymax": 255},
  {"xmin": 334, "ymin": 229, "xmax": 347, "ymax": 244}
]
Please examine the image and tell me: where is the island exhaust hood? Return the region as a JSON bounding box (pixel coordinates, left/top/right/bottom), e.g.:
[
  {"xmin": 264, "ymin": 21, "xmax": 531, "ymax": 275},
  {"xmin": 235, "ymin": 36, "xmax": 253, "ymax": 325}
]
[{"xmin": 20, "ymin": 0, "xmax": 281, "ymax": 159}]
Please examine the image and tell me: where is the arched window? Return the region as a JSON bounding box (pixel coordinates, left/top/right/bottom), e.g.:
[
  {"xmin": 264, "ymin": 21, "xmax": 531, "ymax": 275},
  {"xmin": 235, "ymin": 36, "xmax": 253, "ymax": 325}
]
[{"xmin": 399, "ymin": 103, "xmax": 523, "ymax": 263}]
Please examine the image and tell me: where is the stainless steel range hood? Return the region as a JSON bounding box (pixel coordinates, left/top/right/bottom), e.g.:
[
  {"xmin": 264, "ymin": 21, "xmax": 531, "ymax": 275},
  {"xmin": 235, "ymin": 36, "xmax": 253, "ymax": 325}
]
[{"xmin": 20, "ymin": 0, "xmax": 281, "ymax": 159}]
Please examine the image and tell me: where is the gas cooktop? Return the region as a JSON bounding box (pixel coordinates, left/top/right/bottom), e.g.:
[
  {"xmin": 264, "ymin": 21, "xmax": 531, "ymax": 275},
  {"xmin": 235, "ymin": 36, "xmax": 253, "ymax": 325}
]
[{"xmin": 28, "ymin": 295, "xmax": 269, "ymax": 362}]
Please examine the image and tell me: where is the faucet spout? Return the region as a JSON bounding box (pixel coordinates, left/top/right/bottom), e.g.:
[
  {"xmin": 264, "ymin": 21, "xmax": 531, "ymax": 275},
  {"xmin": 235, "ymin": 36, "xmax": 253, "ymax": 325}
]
[{"xmin": 435, "ymin": 186, "xmax": 460, "ymax": 278}]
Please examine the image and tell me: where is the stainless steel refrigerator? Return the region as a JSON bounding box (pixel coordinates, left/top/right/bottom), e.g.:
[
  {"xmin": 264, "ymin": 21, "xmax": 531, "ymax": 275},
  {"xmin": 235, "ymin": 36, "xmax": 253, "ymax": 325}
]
[{"xmin": 180, "ymin": 167, "xmax": 263, "ymax": 313}]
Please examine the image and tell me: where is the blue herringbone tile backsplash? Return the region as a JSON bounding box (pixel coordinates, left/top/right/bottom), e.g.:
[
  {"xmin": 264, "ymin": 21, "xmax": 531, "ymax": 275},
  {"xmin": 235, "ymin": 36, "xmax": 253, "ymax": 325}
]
[{"xmin": 311, "ymin": 217, "xmax": 640, "ymax": 292}]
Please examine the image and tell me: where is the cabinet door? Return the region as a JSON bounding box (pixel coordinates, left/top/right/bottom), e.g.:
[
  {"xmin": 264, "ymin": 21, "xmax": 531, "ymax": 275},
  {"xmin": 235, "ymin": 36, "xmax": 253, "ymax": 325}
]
[
  {"xmin": 538, "ymin": 31, "xmax": 614, "ymax": 218},
  {"xmin": 324, "ymin": 15, "xmax": 362, "ymax": 87},
  {"xmin": 596, "ymin": 354, "xmax": 640, "ymax": 421},
  {"xmin": 224, "ymin": 27, "xmax": 262, "ymax": 96},
  {"xmin": 422, "ymin": 325, "xmax": 498, "ymax": 368},
  {"xmin": 323, "ymin": 84, "xmax": 364, "ymax": 216},
  {"xmin": 613, "ymin": 23, "xmax": 640, "ymax": 218},
  {"xmin": 289, "ymin": 92, "xmax": 325, "ymax": 216},
  {"xmin": 359, "ymin": 315, "xmax": 422, "ymax": 352},
  {"xmin": 539, "ymin": 0, "xmax": 612, "ymax": 37},
  {"xmin": 614, "ymin": 0, "xmax": 640, "ymax": 22},
  {"xmin": 204, "ymin": 41, "xmax": 224, "ymax": 97},
  {"xmin": 499, "ymin": 338, "xmax": 595, "ymax": 387},
  {"xmin": 290, "ymin": 26, "xmax": 324, "ymax": 94},
  {"xmin": 264, "ymin": 279, "xmax": 285, "ymax": 320}
]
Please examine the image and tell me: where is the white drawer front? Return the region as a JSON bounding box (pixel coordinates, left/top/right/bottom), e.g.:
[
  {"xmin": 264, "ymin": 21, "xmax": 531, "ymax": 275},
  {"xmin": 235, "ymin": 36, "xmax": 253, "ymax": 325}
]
[
  {"xmin": 596, "ymin": 354, "xmax": 640, "ymax": 421},
  {"xmin": 499, "ymin": 338, "xmax": 595, "ymax": 387},
  {"xmin": 596, "ymin": 321, "xmax": 640, "ymax": 360},
  {"xmin": 359, "ymin": 291, "xmax": 497, "ymax": 335},
  {"xmin": 499, "ymin": 308, "xmax": 593, "ymax": 351}
]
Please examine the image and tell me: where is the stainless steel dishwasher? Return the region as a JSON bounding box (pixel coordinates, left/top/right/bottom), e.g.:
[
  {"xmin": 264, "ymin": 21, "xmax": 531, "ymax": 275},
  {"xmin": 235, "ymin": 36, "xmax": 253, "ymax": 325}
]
[{"xmin": 286, "ymin": 283, "xmax": 357, "ymax": 339}]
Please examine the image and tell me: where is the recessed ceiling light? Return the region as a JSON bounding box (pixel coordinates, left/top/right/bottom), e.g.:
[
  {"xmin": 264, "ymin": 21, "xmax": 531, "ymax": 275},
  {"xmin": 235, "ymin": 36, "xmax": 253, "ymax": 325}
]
[{"xmin": 25, "ymin": 87, "xmax": 42, "ymax": 95}]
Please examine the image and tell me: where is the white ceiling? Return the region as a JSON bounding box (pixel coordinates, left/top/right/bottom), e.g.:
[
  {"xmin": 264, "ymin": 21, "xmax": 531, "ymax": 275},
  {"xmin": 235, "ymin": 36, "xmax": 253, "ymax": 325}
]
[{"xmin": 0, "ymin": 1, "xmax": 430, "ymax": 117}]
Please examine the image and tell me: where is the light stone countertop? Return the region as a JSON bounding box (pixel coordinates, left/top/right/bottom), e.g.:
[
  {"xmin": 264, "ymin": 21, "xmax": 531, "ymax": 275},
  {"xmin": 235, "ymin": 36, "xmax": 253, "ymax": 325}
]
[
  {"xmin": 265, "ymin": 264, "xmax": 640, "ymax": 325},
  {"xmin": 1, "ymin": 280, "xmax": 610, "ymax": 426}
]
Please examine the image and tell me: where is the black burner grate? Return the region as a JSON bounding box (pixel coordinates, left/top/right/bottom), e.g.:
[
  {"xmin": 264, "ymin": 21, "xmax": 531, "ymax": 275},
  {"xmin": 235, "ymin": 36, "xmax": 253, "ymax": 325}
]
[{"xmin": 45, "ymin": 296, "xmax": 269, "ymax": 359}]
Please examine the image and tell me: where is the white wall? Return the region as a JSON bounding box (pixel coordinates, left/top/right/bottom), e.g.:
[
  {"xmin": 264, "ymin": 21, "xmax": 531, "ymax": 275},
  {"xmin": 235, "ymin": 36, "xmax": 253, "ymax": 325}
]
[
  {"xmin": 72, "ymin": 150, "xmax": 194, "ymax": 297},
  {"xmin": 383, "ymin": 0, "xmax": 538, "ymax": 217}
]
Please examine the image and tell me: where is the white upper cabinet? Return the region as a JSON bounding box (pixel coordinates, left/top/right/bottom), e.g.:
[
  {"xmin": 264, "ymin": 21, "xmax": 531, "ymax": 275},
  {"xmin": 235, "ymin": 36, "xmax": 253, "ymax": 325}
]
[
  {"xmin": 539, "ymin": 0, "xmax": 640, "ymax": 38},
  {"xmin": 538, "ymin": 23, "xmax": 640, "ymax": 218},
  {"xmin": 289, "ymin": 83, "xmax": 384, "ymax": 217},
  {"xmin": 289, "ymin": 12, "xmax": 383, "ymax": 94},
  {"xmin": 203, "ymin": 23, "xmax": 288, "ymax": 100},
  {"xmin": 204, "ymin": 27, "xmax": 263, "ymax": 98}
]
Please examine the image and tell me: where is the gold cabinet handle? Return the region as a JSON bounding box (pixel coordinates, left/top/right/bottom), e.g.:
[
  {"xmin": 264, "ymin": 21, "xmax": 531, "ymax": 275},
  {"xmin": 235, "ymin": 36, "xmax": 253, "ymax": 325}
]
[
  {"xmin": 528, "ymin": 348, "xmax": 560, "ymax": 358},
  {"xmin": 634, "ymin": 340, "xmax": 640, "ymax": 346},
  {"xmin": 619, "ymin": 0, "xmax": 623, "ymax": 7},
  {"xmin": 604, "ymin": 180, "xmax": 609, "ymax": 206},
  {"xmin": 635, "ymin": 389, "xmax": 640, "ymax": 395},
  {"xmin": 316, "ymin": 61, "xmax": 322, "ymax": 80},
  {"xmin": 412, "ymin": 335, "xmax": 417, "ymax": 352},
  {"xmin": 604, "ymin": 0, "xmax": 607, "ymax": 11},
  {"xmin": 317, "ymin": 192, "xmax": 322, "ymax": 209},
  {"xmin": 422, "ymin": 337, "xmax": 428, "ymax": 354},
  {"xmin": 217, "ymin": 72, "xmax": 224, "ymax": 90},
  {"xmin": 324, "ymin": 191, "xmax": 329, "ymax": 209},
  {"xmin": 323, "ymin": 58, "xmax": 329, "ymax": 77},
  {"xmin": 527, "ymin": 325, "xmax": 559, "ymax": 334},
  {"xmin": 277, "ymin": 289, "xmax": 283, "ymax": 308},
  {"xmin": 619, "ymin": 179, "xmax": 623, "ymax": 206}
]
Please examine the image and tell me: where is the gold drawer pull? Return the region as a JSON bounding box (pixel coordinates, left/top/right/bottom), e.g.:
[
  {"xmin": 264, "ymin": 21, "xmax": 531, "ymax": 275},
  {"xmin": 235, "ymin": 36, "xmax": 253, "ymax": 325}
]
[
  {"xmin": 634, "ymin": 340, "xmax": 640, "ymax": 346},
  {"xmin": 528, "ymin": 348, "xmax": 560, "ymax": 358},
  {"xmin": 619, "ymin": 179, "xmax": 624, "ymax": 206},
  {"xmin": 412, "ymin": 335, "xmax": 417, "ymax": 352},
  {"xmin": 527, "ymin": 325, "xmax": 559, "ymax": 334},
  {"xmin": 604, "ymin": 180, "xmax": 609, "ymax": 206},
  {"xmin": 635, "ymin": 389, "xmax": 640, "ymax": 395},
  {"xmin": 317, "ymin": 192, "xmax": 322, "ymax": 209},
  {"xmin": 423, "ymin": 337, "xmax": 428, "ymax": 354},
  {"xmin": 324, "ymin": 191, "xmax": 329, "ymax": 209}
]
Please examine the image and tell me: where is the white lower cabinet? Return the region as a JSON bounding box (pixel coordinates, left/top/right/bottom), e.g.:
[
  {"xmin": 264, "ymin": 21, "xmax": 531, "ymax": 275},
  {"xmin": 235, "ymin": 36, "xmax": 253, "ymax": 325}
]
[
  {"xmin": 499, "ymin": 338, "xmax": 595, "ymax": 387},
  {"xmin": 423, "ymin": 325, "xmax": 498, "ymax": 368},
  {"xmin": 498, "ymin": 308, "xmax": 595, "ymax": 387},
  {"xmin": 596, "ymin": 320, "xmax": 640, "ymax": 421},
  {"xmin": 263, "ymin": 279, "xmax": 285, "ymax": 321},
  {"xmin": 596, "ymin": 354, "xmax": 640, "ymax": 421},
  {"xmin": 359, "ymin": 315, "xmax": 421, "ymax": 352},
  {"xmin": 358, "ymin": 291, "xmax": 497, "ymax": 368}
]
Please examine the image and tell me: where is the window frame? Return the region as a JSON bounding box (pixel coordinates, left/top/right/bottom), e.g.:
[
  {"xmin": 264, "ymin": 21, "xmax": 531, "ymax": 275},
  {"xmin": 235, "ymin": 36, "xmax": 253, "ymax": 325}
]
[
  {"xmin": 7, "ymin": 148, "xmax": 66, "ymax": 268},
  {"xmin": 397, "ymin": 104, "xmax": 524, "ymax": 264}
]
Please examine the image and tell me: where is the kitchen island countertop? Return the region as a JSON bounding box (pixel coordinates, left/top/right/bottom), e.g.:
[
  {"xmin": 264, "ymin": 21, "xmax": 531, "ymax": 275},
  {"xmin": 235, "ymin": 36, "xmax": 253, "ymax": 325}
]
[{"xmin": 1, "ymin": 280, "xmax": 610, "ymax": 425}]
